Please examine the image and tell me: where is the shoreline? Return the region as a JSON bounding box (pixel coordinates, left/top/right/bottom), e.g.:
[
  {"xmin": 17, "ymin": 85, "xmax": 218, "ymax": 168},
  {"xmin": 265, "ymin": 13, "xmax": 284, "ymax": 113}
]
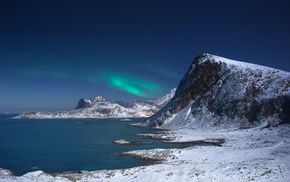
[{"xmin": 1, "ymin": 124, "xmax": 290, "ymax": 181}]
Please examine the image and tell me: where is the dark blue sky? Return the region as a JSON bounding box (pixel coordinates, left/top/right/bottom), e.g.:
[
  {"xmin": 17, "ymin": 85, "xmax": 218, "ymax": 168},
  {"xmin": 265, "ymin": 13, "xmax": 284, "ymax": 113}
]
[{"xmin": 0, "ymin": 0, "xmax": 289, "ymax": 113}]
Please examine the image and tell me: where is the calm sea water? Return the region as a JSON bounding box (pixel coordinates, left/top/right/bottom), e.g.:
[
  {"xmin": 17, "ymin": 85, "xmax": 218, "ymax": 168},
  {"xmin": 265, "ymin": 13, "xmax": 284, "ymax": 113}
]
[{"xmin": 0, "ymin": 114, "xmax": 168, "ymax": 176}]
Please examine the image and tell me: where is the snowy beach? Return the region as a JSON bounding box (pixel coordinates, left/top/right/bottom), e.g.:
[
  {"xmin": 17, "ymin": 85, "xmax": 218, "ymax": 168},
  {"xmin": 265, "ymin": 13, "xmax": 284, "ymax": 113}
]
[{"xmin": 1, "ymin": 124, "xmax": 290, "ymax": 182}]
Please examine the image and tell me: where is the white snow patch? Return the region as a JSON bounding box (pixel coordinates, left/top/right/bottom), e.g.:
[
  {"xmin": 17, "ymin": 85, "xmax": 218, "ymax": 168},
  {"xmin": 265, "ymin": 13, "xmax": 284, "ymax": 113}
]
[
  {"xmin": 184, "ymin": 107, "xmax": 191, "ymax": 120},
  {"xmin": 203, "ymin": 54, "xmax": 288, "ymax": 72},
  {"xmin": 112, "ymin": 139, "xmax": 131, "ymax": 145}
]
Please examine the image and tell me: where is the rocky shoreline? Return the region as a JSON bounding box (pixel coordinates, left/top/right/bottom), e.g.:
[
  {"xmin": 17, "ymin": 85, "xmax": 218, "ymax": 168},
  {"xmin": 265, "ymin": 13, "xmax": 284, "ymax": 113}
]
[
  {"xmin": 118, "ymin": 148, "xmax": 177, "ymax": 162},
  {"xmin": 111, "ymin": 129, "xmax": 226, "ymax": 164},
  {"xmin": 0, "ymin": 129, "xmax": 225, "ymax": 179},
  {"xmin": 112, "ymin": 139, "xmax": 151, "ymax": 145},
  {"xmin": 1, "ymin": 125, "xmax": 290, "ymax": 181}
]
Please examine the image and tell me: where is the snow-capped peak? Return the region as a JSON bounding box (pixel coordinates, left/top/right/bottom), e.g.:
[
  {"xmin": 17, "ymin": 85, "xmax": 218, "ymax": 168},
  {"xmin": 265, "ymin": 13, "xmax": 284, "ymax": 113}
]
[
  {"xmin": 200, "ymin": 53, "xmax": 285, "ymax": 72},
  {"xmin": 84, "ymin": 96, "xmax": 107, "ymax": 103}
]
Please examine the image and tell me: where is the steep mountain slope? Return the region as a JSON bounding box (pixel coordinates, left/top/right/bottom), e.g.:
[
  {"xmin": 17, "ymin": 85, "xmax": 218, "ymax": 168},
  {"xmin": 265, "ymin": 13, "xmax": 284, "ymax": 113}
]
[
  {"xmin": 15, "ymin": 90, "xmax": 175, "ymax": 119},
  {"xmin": 148, "ymin": 88, "xmax": 176, "ymax": 107},
  {"xmin": 146, "ymin": 54, "xmax": 290, "ymax": 129}
]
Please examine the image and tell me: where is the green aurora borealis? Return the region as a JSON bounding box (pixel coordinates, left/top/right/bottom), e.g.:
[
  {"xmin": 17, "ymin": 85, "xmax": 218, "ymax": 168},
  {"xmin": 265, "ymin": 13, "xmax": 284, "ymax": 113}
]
[
  {"xmin": 1, "ymin": 1, "xmax": 289, "ymax": 112},
  {"xmin": 102, "ymin": 72, "xmax": 160, "ymax": 97},
  {"xmin": 20, "ymin": 65, "xmax": 164, "ymax": 98}
]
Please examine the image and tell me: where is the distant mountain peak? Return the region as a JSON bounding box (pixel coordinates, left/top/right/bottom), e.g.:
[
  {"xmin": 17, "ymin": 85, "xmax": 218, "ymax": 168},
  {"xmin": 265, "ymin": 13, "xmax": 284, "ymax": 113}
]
[
  {"xmin": 15, "ymin": 89, "xmax": 175, "ymax": 119},
  {"xmin": 92, "ymin": 96, "xmax": 107, "ymax": 101}
]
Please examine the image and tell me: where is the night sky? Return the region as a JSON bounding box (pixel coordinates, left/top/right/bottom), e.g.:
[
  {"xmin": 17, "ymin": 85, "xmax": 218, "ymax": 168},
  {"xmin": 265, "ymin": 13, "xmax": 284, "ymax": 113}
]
[{"xmin": 1, "ymin": 0, "xmax": 289, "ymax": 113}]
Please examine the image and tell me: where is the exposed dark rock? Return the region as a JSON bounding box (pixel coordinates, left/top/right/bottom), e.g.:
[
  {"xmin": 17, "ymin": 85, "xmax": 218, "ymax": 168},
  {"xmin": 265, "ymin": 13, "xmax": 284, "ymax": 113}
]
[
  {"xmin": 146, "ymin": 53, "xmax": 290, "ymax": 129},
  {"xmin": 75, "ymin": 98, "xmax": 91, "ymax": 109},
  {"xmin": 117, "ymin": 149, "xmax": 175, "ymax": 162},
  {"xmin": 115, "ymin": 101, "xmax": 132, "ymax": 108},
  {"xmin": 170, "ymin": 54, "xmax": 226, "ymax": 114},
  {"xmin": 95, "ymin": 108, "xmax": 111, "ymax": 114},
  {"xmin": 163, "ymin": 138, "xmax": 226, "ymax": 148},
  {"xmin": 136, "ymin": 133, "xmax": 174, "ymax": 141}
]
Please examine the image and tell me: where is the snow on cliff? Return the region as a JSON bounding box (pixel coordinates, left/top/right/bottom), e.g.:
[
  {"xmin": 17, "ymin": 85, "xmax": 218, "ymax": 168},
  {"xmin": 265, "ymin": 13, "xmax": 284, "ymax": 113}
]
[{"xmin": 146, "ymin": 53, "xmax": 290, "ymax": 129}]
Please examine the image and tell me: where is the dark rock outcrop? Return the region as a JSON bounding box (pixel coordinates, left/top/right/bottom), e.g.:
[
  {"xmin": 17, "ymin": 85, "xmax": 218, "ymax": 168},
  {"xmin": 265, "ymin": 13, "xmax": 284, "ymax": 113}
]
[
  {"xmin": 115, "ymin": 101, "xmax": 132, "ymax": 108},
  {"xmin": 75, "ymin": 98, "xmax": 91, "ymax": 109},
  {"xmin": 146, "ymin": 53, "xmax": 290, "ymax": 129},
  {"xmin": 170, "ymin": 55, "xmax": 227, "ymax": 114}
]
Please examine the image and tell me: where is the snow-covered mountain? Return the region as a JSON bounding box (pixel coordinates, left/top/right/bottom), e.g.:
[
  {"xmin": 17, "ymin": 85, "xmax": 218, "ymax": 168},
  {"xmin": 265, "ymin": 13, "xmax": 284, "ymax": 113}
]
[
  {"xmin": 148, "ymin": 88, "xmax": 176, "ymax": 107},
  {"xmin": 4, "ymin": 54, "xmax": 290, "ymax": 182},
  {"xmin": 15, "ymin": 90, "xmax": 175, "ymax": 119},
  {"xmin": 146, "ymin": 53, "xmax": 290, "ymax": 129}
]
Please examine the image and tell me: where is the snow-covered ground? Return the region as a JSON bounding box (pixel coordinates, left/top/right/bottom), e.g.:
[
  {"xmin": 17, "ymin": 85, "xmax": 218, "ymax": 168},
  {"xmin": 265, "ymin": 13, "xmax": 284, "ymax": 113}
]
[{"xmin": 1, "ymin": 124, "xmax": 290, "ymax": 182}]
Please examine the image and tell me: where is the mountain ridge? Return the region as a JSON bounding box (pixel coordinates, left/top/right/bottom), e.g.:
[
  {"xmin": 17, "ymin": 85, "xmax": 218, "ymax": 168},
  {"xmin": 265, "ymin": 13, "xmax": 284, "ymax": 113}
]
[
  {"xmin": 15, "ymin": 90, "xmax": 175, "ymax": 119},
  {"xmin": 146, "ymin": 53, "xmax": 290, "ymax": 129}
]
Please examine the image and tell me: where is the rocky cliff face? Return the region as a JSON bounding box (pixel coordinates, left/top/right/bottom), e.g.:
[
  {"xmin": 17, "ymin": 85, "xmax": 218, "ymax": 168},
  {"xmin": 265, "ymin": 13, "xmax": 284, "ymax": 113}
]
[
  {"xmin": 146, "ymin": 54, "xmax": 290, "ymax": 129},
  {"xmin": 75, "ymin": 96, "xmax": 108, "ymax": 109}
]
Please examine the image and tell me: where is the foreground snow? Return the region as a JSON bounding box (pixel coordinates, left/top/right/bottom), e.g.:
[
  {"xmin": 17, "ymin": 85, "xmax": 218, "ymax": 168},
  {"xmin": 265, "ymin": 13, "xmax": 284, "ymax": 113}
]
[{"xmin": 1, "ymin": 124, "xmax": 290, "ymax": 182}]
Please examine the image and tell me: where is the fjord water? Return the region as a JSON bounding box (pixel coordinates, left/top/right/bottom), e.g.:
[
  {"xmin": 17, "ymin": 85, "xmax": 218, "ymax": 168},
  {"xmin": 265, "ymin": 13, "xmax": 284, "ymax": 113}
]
[{"xmin": 0, "ymin": 115, "xmax": 165, "ymax": 176}]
